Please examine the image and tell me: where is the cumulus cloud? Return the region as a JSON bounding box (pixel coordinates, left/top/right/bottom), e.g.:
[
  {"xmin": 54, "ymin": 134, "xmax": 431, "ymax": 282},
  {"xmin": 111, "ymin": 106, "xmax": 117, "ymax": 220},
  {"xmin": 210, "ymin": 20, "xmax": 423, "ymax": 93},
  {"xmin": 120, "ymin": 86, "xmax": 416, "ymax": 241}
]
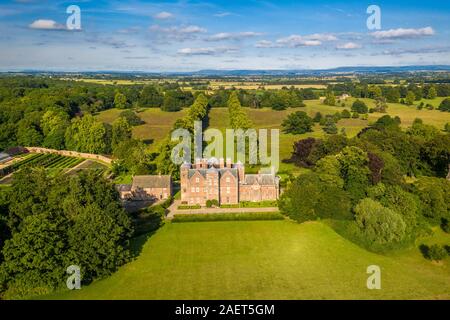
[
  {"xmin": 371, "ymin": 27, "xmax": 435, "ymax": 39},
  {"xmin": 178, "ymin": 46, "xmax": 238, "ymax": 55},
  {"xmin": 207, "ymin": 32, "xmax": 263, "ymax": 41},
  {"xmin": 336, "ymin": 42, "xmax": 362, "ymax": 50},
  {"xmin": 29, "ymin": 19, "xmax": 66, "ymax": 30},
  {"xmin": 154, "ymin": 11, "xmax": 174, "ymax": 20}
]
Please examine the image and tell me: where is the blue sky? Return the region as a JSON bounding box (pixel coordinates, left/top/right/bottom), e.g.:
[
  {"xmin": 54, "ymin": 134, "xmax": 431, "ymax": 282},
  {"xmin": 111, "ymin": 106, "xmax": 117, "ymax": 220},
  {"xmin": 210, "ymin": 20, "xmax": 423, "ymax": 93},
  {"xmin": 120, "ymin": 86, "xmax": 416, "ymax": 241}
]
[{"xmin": 0, "ymin": 0, "xmax": 449, "ymax": 71}]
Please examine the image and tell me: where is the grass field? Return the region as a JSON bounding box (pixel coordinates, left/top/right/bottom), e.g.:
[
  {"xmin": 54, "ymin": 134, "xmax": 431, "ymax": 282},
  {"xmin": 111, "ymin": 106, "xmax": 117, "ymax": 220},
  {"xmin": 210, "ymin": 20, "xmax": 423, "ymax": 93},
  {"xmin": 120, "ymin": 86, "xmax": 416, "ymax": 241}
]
[
  {"xmin": 95, "ymin": 108, "xmax": 188, "ymax": 150},
  {"xmin": 45, "ymin": 220, "xmax": 450, "ymax": 300}
]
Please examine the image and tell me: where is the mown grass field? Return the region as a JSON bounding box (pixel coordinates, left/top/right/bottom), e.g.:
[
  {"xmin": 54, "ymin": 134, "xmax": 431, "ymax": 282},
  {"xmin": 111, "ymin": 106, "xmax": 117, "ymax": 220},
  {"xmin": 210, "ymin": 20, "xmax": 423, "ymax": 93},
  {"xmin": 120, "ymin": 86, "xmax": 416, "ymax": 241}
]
[{"xmin": 45, "ymin": 220, "xmax": 450, "ymax": 300}]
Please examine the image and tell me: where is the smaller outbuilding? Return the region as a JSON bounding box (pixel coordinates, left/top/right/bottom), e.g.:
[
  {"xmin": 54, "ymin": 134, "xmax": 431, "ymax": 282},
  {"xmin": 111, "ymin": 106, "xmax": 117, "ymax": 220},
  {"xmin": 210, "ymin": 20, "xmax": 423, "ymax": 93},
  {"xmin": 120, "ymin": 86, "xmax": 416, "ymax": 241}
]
[{"xmin": 117, "ymin": 175, "xmax": 172, "ymax": 201}]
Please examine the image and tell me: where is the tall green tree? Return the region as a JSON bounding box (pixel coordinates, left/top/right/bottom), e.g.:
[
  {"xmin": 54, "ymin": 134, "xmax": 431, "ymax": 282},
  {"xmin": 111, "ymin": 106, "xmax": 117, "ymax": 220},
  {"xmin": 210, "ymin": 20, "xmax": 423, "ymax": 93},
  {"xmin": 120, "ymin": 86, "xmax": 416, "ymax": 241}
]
[
  {"xmin": 282, "ymin": 111, "xmax": 313, "ymax": 134},
  {"xmin": 111, "ymin": 117, "xmax": 132, "ymax": 150},
  {"xmin": 65, "ymin": 114, "xmax": 111, "ymax": 154},
  {"xmin": 138, "ymin": 85, "xmax": 163, "ymax": 108},
  {"xmin": 114, "ymin": 92, "xmax": 128, "ymax": 109}
]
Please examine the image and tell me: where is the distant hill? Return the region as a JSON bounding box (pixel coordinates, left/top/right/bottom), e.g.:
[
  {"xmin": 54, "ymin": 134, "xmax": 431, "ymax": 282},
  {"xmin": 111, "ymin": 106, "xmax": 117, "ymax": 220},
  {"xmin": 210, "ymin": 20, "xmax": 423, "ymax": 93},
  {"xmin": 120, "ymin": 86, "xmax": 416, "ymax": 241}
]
[{"xmin": 2, "ymin": 65, "xmax": 450, "ymax": 77}]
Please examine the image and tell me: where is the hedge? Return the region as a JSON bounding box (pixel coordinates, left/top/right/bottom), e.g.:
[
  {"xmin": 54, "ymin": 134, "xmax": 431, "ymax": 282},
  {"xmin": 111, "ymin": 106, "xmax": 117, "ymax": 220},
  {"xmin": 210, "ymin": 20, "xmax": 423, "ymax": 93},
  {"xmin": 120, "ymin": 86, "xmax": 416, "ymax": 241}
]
[
  {"xmin": 172, "ymin": 212, "xmax": 284, "ymax": 223},
  {"xmin": 177, "ymin": 205, "xmax": 201, "ymax": 210}
]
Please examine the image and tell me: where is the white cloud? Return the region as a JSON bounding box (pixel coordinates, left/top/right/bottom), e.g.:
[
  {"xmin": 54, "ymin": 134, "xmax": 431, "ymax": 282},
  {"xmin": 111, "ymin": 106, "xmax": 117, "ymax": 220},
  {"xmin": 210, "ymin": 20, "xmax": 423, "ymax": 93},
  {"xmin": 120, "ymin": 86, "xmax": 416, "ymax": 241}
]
[
  {"xmin": 371, "ymin": 27, "xmax": 435, "ymax": 39},
  {"xmin": 179, "ymin": 25, "xmax": 207, "ymax": 34},
  {"xmin": 277, "ymin": 35, "xmax": 322, "ymax": 47},
  {"xmin": 304, "ymin": 33, "xmax": 337, "ymax": 41},
  {"xmin": 336, "ymin": 42, "xmax": 362, "ymax": 50},
  {"xmin": 29, "ymin": 19, "xmax": 65, "ymax": 30},
  {"xmin": 178, "ymin": 46, "xmax": 238, "ymax": 55},
  {"xmin": 154, "ymin": 11, "xmax": 174, "ymax": 20},
  {"xmin": 214, "ymin": 12, "xmax": 231, "ymax": 17},
  {"xmin": 149, "ymin": 24, "xmax": 207, "ymax": 41},
  {"xmin": 255, "ymin": 40, "xmax": 276, "ymax": 48},
  {"xmin": 207, "ymin": 32, "xmax": 262, "ymax": 41}
]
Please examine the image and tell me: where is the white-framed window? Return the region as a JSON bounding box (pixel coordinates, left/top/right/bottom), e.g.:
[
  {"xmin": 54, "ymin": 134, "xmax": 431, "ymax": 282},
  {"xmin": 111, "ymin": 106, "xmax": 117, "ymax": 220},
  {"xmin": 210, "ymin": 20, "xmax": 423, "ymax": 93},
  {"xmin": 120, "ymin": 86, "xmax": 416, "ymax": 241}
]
[
  {"xmin": 196, "ymin": 177, "xmax": 199, "ymax": 183},
  {"xmin": 227, "ymin": 187, "xmax": 230, "ymax": 194},
  {"xmin": 196, "ymin": 187, "xmax": 200, "ymax": 193},
  {"xmin": 191, "ymin": 187, "xmax": 195, "ymax": 193},
  {"xmin": 226, "ymin": 177, "xmax": 230, "ymax": 183}
]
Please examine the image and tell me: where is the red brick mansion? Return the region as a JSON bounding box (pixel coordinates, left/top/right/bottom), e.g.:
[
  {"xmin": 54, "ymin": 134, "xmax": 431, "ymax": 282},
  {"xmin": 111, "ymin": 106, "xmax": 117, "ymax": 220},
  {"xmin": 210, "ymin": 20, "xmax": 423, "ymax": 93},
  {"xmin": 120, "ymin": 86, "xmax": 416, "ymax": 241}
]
[{"xmin": 180, "ymin": 158, "xmax": 280, "ymax": 206}]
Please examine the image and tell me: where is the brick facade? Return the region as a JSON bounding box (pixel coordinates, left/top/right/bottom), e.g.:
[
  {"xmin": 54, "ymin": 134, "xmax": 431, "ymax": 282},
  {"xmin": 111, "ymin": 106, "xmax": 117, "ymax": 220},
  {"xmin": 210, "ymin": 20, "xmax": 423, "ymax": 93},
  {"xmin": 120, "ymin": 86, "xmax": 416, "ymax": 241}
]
[{"xmin": 180, "ymin": 158, "xmax": 280, "ymax": 206}]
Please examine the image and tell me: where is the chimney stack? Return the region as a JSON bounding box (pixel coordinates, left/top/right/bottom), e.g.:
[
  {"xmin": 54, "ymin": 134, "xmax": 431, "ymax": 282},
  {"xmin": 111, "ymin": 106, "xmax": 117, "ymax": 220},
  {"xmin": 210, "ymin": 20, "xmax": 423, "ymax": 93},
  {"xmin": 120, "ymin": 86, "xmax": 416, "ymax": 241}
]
[
  {"xmin": 219, "ymin": 158, "xmax": 225, "ymax": 169},
  {"xmin": 201, "ymin": 158, "xmax": 208, "ymax": 169},
  {"xmin": 195, "ymin": 158, "xmax": 201, "ymax": 169},
  {"xmin": 226, "ymin": 158, "xmax": 232, "ymax": 168}
]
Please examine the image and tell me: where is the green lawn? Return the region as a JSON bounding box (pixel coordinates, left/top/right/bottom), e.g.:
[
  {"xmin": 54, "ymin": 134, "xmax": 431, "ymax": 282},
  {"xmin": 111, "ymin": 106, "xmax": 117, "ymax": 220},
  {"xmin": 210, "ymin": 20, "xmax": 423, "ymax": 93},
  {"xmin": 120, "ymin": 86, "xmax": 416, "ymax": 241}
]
[{"xmin": 45, "ymin": 220, "xmax": 450, "ymax": 300}]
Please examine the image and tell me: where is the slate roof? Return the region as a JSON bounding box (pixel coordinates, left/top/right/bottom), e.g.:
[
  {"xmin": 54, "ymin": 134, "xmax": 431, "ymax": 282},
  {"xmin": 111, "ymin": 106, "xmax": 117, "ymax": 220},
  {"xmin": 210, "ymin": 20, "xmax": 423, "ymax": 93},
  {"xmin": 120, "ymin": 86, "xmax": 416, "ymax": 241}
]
[
  {"xmin": 188, "ymin": 168, "xmax": 238, "ymax": 179},
  {"xmin": 132, "ymin": 175, "xmax": 171, "ymax": 189},
  {"xmin": 244, "ymin": 174, "xmax": 279, "ymax": 186}
]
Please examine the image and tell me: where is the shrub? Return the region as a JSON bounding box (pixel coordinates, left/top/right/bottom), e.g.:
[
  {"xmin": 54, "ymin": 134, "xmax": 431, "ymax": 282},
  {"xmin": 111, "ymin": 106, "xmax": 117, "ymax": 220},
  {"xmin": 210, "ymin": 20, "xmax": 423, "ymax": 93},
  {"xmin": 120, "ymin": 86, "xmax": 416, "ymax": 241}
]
[
  {"xmin": 211, "ymin": 199, "xmax": 219, "ymax": 207},
  {"xmin": 119, "ymin": 110, "xmax": 144, "ymax": 126},
  {"xmin": 206, "ymin": 200, "xmax": 212, "ymax": 208},
  {"xmin": 220, "ymin": 204, "xmax": 240, "ymax": 208},
  {"xmin": 438, "ymin": 98, "xmax": 450, "ymax": 112},
  {"xmin": 351, "ymin": 99, "xmax": 368, "ymax": 114},
  {"xmin": 423, "ymin": 244, "xmax": 448, "ymax": 261},
  {"xmin": 177, "ymin": 205, "xmax": 201, "ymax": 210},
  {"xmin": 172, "ymin": 212, "xmax": 284, "ymax": 223},
  {"xmin": 341, "ymin": 109, "xmax": 351, "ymax": 118},
  {"xmin": 441, "ymin": 218, "xmax": 450, "ymax": 233},
  {"xmin": 354, "ymin": 198, "xmax": 406, "ymax": 245},
  {"xmin": 240, "ymin": 200, "xmax": 278, "ymax": 208},
  {"xmin": 445, "ymin": 123, "xmax": 450, "ymax": 133}
]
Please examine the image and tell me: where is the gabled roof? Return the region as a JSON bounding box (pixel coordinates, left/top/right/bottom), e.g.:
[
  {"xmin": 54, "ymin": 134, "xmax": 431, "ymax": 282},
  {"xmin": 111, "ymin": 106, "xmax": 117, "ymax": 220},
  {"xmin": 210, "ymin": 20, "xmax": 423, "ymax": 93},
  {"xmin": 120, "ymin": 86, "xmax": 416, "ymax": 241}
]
[
  {"xmin": 188, "ymin": 167, "xmax": 238, "ymax": 179},
  {"xmin": 244, "ymin": 174, "xmax": 279, "ymax": 186},
  {"xmin": 132, "ymin": 175, "xmax": 171, "ymax": 189}
]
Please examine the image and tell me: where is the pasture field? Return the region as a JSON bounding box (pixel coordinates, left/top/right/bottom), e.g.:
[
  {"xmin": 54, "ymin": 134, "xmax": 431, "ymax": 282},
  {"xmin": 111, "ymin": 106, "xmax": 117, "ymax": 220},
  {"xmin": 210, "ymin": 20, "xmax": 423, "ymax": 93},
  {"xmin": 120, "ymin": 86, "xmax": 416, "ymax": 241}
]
[
  {"xmin": 95, "ymin": 108, "xmax": 188, "ymax": 150},
  {"xmin": 45, "ymin": 220, "xmax": 450, "ymax": 300},
  {"xmin": 208, "ymin": 81, "xmax": 327, "ymax": 90}
]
